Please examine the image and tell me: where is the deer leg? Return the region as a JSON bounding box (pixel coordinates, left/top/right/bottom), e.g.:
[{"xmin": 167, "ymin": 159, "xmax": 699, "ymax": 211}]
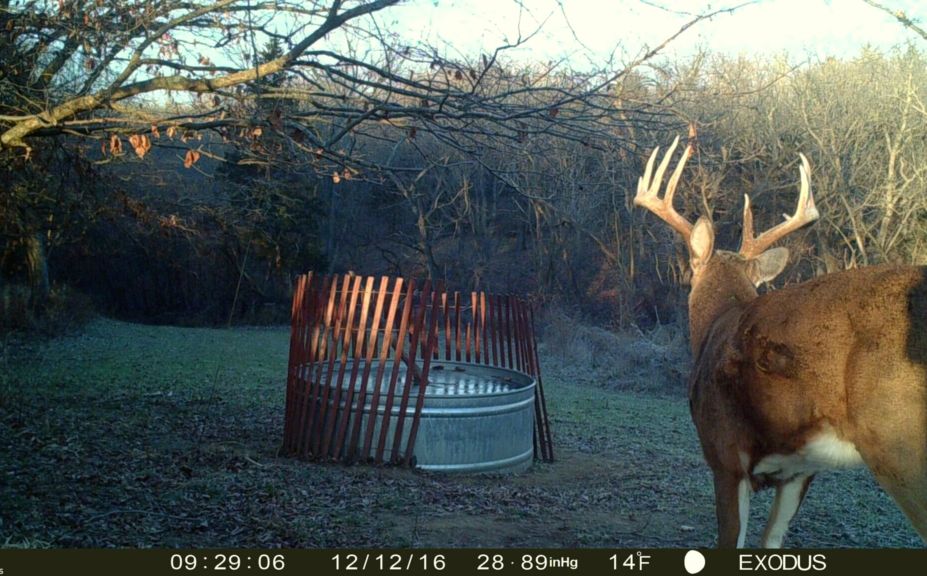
[
  {"xmin": 760, "ymin": 474, "xmax": 813, "ymax": 548},
  {"xmin": 853, "ymin": 378, "xmax": 927, "ymax": 544},
  {"xmin": 873, "ymin": 471, "xmax": 927, "ymax": 543},
  {"xmin": 714, "ymin": 471, "xmax": 752, "ymax": 548}
]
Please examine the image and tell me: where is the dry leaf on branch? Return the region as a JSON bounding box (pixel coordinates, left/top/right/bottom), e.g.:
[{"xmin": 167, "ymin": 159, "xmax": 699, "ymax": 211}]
[
  {"xmin": 109, "ymin": 134, "xmax": 123, "ymax": 156},
  {"xmin": 129, "ymin": 134, "xmax": 151, "ymax": 159},
  {"xmin": 183, "ymin": 149, "xmax": 201, "ymax": 168}
]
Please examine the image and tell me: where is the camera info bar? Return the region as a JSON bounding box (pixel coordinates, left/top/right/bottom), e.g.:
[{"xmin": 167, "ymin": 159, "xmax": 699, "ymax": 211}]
[{"xmin": 0, "ymin": 548, "xmax": 922, "ymax": 575}]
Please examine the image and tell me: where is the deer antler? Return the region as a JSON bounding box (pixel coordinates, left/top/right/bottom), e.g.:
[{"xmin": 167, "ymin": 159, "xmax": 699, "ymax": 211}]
[
  {"xmin": 739, "ymin": 153, "xmax": 819, "ymax": 259},
  {"xmin": 634, "ymin": 135, "xmax": 695, "ymax": 243}
]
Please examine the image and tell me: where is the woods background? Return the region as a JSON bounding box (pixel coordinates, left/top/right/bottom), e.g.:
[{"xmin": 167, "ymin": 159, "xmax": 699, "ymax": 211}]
[{"xmin": 3, "ymin": 0, "xmax": 926, "ymax": 333}]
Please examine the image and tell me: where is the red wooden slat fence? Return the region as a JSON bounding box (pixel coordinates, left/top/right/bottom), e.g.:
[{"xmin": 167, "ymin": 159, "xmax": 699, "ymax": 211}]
[{"xmin": 282, "ymin": 273, "xmax": 554, "ymax": 466}]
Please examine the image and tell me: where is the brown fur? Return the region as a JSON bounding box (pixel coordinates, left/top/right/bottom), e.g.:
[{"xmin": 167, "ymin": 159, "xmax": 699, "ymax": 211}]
[{"xmin": 689, "ymin": 253, "xmax": 927, "ymax": 546}]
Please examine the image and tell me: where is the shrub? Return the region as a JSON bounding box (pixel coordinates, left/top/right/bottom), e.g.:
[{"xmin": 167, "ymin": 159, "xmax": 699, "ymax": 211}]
[
  {"xmin": 0, "ymin": 283, "xmax": 95, "ymax": 336},
  {"xmin": 539, "ymin": 305, "xmax": 691, "ymax": 395}
]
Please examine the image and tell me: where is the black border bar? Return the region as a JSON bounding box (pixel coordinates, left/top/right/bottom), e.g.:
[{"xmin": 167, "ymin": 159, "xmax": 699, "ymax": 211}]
[{"xmin": 1, "ymin": 548, "xmax": 924, "ymax": 576}]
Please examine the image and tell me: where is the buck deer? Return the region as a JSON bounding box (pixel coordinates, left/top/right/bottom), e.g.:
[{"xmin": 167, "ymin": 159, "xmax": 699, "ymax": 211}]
[{"xmin": 634, "ymin": 136, "xmax": 927, "ymax": 548}]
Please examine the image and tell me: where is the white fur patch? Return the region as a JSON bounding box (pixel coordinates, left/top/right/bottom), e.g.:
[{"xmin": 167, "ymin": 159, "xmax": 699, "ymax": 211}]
[
  {"xmin": 752, "ymin": 429, "xmax": 864, "ymax": 480},
  {"xmin": 761, "ymin": 475, "xmax": 809, "ymax": 548}
]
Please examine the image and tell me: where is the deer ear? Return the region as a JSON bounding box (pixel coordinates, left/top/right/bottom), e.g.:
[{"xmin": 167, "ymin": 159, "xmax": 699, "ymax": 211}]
[
  {"xmin": 689, "ymin": 216, "xmax": 714, "ymax": 272},
  {"xmin": 749, "ymin": 247, "xmax": 789, "ymax": 286}
]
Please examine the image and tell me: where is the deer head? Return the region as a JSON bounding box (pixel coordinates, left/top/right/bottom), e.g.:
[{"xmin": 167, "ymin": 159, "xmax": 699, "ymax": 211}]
[{"xmin": 634, "ymin": 136, "xmax": 819, "ymax": 355}]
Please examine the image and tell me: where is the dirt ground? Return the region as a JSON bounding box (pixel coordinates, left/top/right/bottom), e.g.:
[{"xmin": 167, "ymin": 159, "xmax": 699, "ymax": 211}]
[{"xmin": 0, "ymin": 319, "xmax": 922, "ymax": 549}]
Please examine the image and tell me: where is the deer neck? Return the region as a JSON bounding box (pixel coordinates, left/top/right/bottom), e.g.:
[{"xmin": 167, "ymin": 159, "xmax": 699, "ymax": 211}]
[{"xmin": 687, "ymin": 265, "xmax": 759, "ymax": 357}]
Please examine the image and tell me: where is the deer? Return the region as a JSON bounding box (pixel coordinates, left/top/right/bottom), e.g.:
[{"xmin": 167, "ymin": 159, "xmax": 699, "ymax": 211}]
[{"xmin": 634, "ymin": 136, "xmax": 927, "ymax": 548}]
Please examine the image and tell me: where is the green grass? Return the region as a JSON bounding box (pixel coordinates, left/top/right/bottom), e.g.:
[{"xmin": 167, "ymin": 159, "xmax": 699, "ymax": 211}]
[{"xmin": 0, "ymin": 319, "xmax": 921, "ymax": 548}]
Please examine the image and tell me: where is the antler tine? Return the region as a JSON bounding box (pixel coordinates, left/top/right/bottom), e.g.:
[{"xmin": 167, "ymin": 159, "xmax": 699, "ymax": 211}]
[
  {"xmin": 634, "ymin": 135, "xmax": 695, "ymax": 242},
  {"xmin": 740, "ymin": 152, "xmax": 819, "ymax": 258}
]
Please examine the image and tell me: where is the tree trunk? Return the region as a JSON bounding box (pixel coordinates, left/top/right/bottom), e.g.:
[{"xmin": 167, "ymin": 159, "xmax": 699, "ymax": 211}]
[
  {"xmin": 25, "ymin": 232, "xmax": 50, "ymax": 308},
  {"xmin": 415, "ymin": 204, "xmax": 439, "ymax": 280},
  {"xmin": 325, "ymin": 181, "xmax": 338, "ymax": 273}
]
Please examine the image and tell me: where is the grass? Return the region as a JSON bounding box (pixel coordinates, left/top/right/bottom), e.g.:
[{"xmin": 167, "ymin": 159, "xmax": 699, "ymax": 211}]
[{"xmin": 0, "ymin": 318, "xmax": 921, "ymax": 548}]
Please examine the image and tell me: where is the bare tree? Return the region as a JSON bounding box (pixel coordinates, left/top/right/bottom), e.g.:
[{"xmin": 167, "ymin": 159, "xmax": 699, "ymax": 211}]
[
  {"xmin": 0, "ymin": 1, "xmax": 402, "ymax": 151},
  {"xmin": 862, "ymin": 0, "xmax": 927, "ymax": 42},
  {"xmin": 1, "ymin": 0, "xmax": 753, "ymax": 321}
]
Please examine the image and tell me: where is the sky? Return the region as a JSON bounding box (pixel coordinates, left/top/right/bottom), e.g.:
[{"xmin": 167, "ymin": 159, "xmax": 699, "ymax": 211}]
[{"xmin": 388, "ymin": 0, "xmax": 924, "ymax": 66}]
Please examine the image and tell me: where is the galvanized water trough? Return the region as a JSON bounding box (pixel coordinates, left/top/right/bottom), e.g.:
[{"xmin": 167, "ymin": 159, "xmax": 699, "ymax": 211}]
[
  {"xmin": 283, "ymin": 273, "xmax": 553, "ymax": 473},
  {"xmin": 298, "ymin": 360, "xmax": 536, "ymax": 472}
]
